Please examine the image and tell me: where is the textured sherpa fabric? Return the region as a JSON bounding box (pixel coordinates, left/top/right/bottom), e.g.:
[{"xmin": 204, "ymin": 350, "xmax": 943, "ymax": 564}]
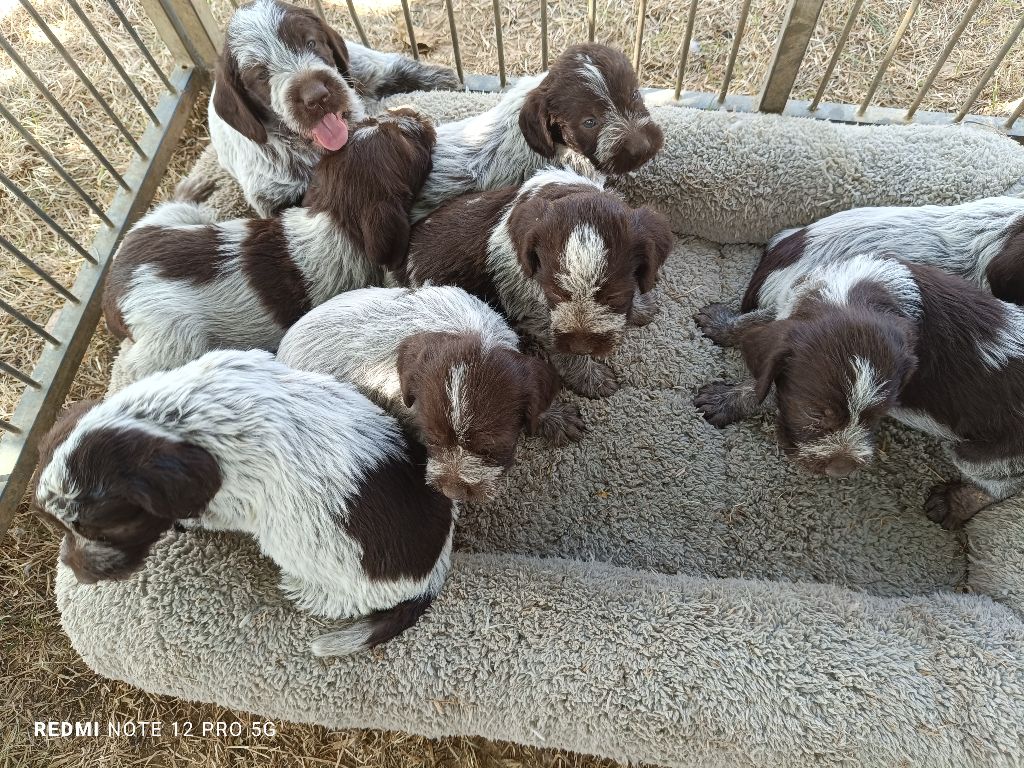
[{"xmin": 79, "ymin": 97, "xmax": 1024, "ymax": 767}]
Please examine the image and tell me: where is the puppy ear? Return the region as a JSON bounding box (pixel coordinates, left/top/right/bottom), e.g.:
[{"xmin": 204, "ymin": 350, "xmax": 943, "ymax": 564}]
[
  {"xmin": 519, "ymin": 88, "xmax": 556, "ymax": 159},
  {"xmin": 361, "ymin": 201, "xmax": 412, "ymax": 270},
  {"xmin": 124, "ymin": 437, "xmax": 222, "ymax": 520},
  {"xmin": 33, "ymin": 399, "xmax": 102, "ymax": 498},
  {"xmin": 630, "ymin": 207, "xmax": 673, "ymax": 294},
  {"xmin": 741, "ymin": 321, "xmax": 793, "ymax": 404},
  {"xmin": 212, "ymin": 49, "xmax": 268, "ymax": 144},
  {"xmin": 320, "ymin": 20, "xmax": 350, "ymax": 75},
  {"xmin": 520, "ymin": 354, "xmax": 561, "ymax": 433},
  {"xmin": 397, "ymin": 333, "xmax": 431, "ymax": 408},
  {"xmin": 507, "ymin": 196, "xmax": 548, "ymax": 277}
]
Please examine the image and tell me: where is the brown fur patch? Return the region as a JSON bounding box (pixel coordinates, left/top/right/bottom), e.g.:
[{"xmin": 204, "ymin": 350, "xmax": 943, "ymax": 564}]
[
  {"xmin": 986, "ymin": 215, "xmax": 1024, "ymax": 306},
  {"xmin": 239, "ymin": 218, "xmax": 312, "ymax": 328},
  {"xmin": 741, "ymin": 229, "xmax": 807, "ymax": 313}
]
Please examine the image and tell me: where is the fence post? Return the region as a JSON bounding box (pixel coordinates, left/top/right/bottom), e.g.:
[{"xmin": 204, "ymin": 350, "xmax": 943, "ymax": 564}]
[
  {"xmin": 140, "ymin": 0, "xmax": 222, "ymax": 71},
  {"xmin": 757, "ymin": 0, "xmax": 825, "ymax": 113}
]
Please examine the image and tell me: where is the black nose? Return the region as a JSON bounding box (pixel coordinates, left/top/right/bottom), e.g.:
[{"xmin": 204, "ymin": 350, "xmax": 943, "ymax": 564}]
[
  {"xmin": 300, "ymin": 80, "xmax": 329, "ymax": 109},
  {"xmin": 620, "ymin": 133, "xmax": 652, "ymax": 167},
  {"xmin": 825, "ymin": 456, "xmax": 861, "ymax": 479}
]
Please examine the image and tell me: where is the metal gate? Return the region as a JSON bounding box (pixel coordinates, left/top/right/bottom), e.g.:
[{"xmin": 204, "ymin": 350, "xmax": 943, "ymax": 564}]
[{"xmin": 1, "ymin": 0, "xmax": 1022, "ymax": 533}]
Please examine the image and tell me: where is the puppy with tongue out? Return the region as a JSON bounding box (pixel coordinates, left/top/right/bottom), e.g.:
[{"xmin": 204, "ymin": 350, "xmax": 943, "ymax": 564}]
[{"xmin": 311, "ymin": 111, "xmax": 349, "ymax": 151}]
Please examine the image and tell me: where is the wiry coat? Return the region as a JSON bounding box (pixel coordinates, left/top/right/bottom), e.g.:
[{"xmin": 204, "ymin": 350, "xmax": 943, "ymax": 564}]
[
  {"xmin": 411, "ymin": 43, "xmax": 663, "ymax": 221},
  {"xmin": 104, "ymin": 110, "xmax": 435, "ymax": 388},
  {"xmin": 277, "ymin": 285, "xmax": 583, "ymax": 504},
  {"xmin": 403, "ymin": 168, "xmax": 673, "ymax": 398},
  {"xmin": 33, "ymin": 350, "xmax": 455, "ymax": 656}
]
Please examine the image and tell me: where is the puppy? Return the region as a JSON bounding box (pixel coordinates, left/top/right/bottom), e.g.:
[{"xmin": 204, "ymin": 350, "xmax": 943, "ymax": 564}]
[
  {"xmin": 277, "ymin": 285, "xmax": 585, "ymax": 503},
  {"xmin": 33, "ymin": 349, "xmax": 455, "ymax": 656},
  {"xmin": 402, "ymin": 168, "xmax": 673, "ymax": 398},
  {"xmin": 695, "ymin": 253, "xmax": 1024, "ymax": 529},
  {"xmin": 412, "ymin": 43, "xmax": 664, "ymax": 221},
  {"xmin": 104, "ymin": 109, "xmax": 434, "ymax": 387},
  {"xmin": 747, "ymin": 196, "xmax": 1024, "ymax": 311},
  {"xmin": 210, "ymin": 0, "xmax": 458, "ymax": 215}
]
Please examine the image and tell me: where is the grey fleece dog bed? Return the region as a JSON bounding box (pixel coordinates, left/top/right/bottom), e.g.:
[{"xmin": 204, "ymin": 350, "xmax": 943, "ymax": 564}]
[{"xmin": 61, "ymin": 96, "xmax": 1024, "ymax": 767}]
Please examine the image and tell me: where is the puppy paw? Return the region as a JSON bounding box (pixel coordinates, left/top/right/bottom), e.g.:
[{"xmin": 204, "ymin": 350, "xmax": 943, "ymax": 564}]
[
  {"xmin": 535, "ymin": 400, "xmax": 586, "ymax": 446},
  {"xmin": 567, "ymin": 360, "xmax": 619, "ymax": 399},
  {"xmin": 693, "ymin": 302, "xmax": 740, "ymax": 346},
  {"xmin": 694, "ymin": 380, "xmax": 751, "ymax": 428},
  {"xmin": 925, "ymin": 482, "xmax": 995, "ymax": 530},
  {"xmin": 629, "ymin": 289, "xmax": 660, "ymax": 327},
  {"xmin": 417, "ymin": 63, "xmax": 462, "ymax": 91}
]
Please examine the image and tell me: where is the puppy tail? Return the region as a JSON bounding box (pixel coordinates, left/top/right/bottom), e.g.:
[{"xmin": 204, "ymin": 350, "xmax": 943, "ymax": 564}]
[{"xmin": 310, "ymin": 593, "xmax": 436, "ymax": 657}]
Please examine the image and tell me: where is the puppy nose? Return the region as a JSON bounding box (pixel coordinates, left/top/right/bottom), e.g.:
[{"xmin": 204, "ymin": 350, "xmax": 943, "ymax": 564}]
[
  {"xmin": 300, "ymin": 80, "xmax": 329, "ymax": 109},
  {"xmin": 825, "ymin": 456, "xmax": 860, "ymax": 479},
  {"xmin": 439, "ymin": 480, "xmax": 470, "ymax": 503}
]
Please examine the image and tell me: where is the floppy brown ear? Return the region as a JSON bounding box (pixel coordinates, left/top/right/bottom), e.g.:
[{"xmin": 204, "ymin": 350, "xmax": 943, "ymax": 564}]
[
  {"xmin": 630, "ymin": 206, "xmax": 673, "ymax": 294},
  {"xmin": 397, "ymin": 333, "xmax": 432, "ymax": 408},
  {"xmin": 120, "ymin": 434, "xmax": 222, "ymax": 520},
  {"xmin": 320, "ymin": 19, "xmax": 350, "ymax": 75},
  {"xmin": 506, "ymin": 196, "xmax": 549, "ymax": 277},
  {"xmin": 212, "ymin": 47, "xmax": 268, "ymax": 144},
  {"xmin": 741, "ymin": 321, "xmax": 793, "ymax": 404},
  {"xmin": 519, "ymin": 87, "xmax": 556, "ymax": 158},
  {"xmin": 360, "ymin": 201, "xmax": 412, "ymax": 270},
  {"xmin": 520, "ymin": 354, "xmax": 561, "ymax": 432}
]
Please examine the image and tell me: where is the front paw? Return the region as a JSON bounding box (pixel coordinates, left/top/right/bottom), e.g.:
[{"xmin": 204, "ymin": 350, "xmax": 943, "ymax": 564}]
[
  {"xmin": 629, "ymin": 289, "xmax": 660, "ymax": 327},
  {"xmin": 421, "ymin": 64, "xmax": 462, "ymax": 91},
  {"xmin": 694, "ymin": 302, "xmax": 739, "ymax": 346},
  {"xmin": 534, "ymin": 400, "xmax": 586, "ymax": 446},
  {"xmin": 567, "ymin": 360, "xmax": 619, "ymax": 399},
  {"xmin": 925, "ymin": 482, "xmax": 995, "ymax": 530},
  {"xmin": 694, "ymin": 380, "xmax": 750, "ymax": 428}
]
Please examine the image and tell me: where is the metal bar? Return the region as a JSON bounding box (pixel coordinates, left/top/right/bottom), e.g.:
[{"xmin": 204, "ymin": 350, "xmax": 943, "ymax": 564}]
[
  {"xmin": 540, "ymin": 0, "xmax": 548, "ymax": 70},
  {"xmin": 857, "ymin": 0, "xmax": 921, "ymax": 116},
  {"xmin": 344, "ymin": 0, "xmax": 370, "ymax": 48},
  {"xmin": 105, "ymin": 0, "xmax": 176, "ymax": 93},
  {"xmin": 0, "ymin": 299, "xmax": 61, "ymax": 346},
  {"xmin": 954, "ymin": 14, "xmax": 1024, "ymax": 122},
  {"xmin": 0, "ymin": 66, "xmax": 201, "ymax": 535},
  {"xmin": 718, "ymin": 0, "xmax": 753, "ymax": 104},
  {"xmin": 66, "ymin": 0, "xmax": 162, "ymax": 125},
  {"xmin": 311, "ymin": 0, "xmax": 326, "ymax": 21},
  {"xmin": 400, "ymin": 0, "xmax": 419, "ymax": 61},
  {"xmin": 444, "ymin": 0, "xmax": 463, "ymax": 83},
  {"xmin": 0, "ymin": 421, "xmax": 19, "ymax": 435},
  {"xmin": 0, "ymin": 362, "xmax": 41, "ymax": 390},
  {"xmin": 0, "ymin": 32, "xmax": 130, "ymax": 189},
  {"xmin": 493, "ymin": 0, "xmax": 506, "ymax": 88},
  {"xmin": 141, "ymin": 0, "xmax": 221, "ymax": 70},
  {"xmin": 904, "ymin": 0, "xmax": 981, "ymax": 120},
  {"xmin": 673, "ymin": 0, "xmax": 700, "ymax": 100},
  {"xmin": 1007, "ymin": 97, "xmax": 1024, "ymax": 130},
  {"xmin": 0, "ymin": 103, "xmax": 113, "ymax": 227},
  {"xmin": 758, "ymin": 0, "xmax": 826, "ymax": 113},
  {"xmin": 632, "ymin": 0, "xmax": 647, "ymax": 74},
  {"xmin": 18, "ymin": 0, "xmax": 148, "ymax": 159},
  {"xmin": 0, "ymin": 235, "xmax": 78, "ymax": 303},
  {"xmin": 809, "ymin": 0, "xmax": 863, "ymax": 111},
  {"xmin": 0, "ymin": 172, "xmax": 96, "ymax": 263},
  {"xmin": 587, "ymin": 0, "xmax": 596, "ymax": 43}
]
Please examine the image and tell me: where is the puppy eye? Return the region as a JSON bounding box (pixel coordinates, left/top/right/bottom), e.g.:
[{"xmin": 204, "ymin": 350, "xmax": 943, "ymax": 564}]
[
  {"xmin": 306, "ymin": 39, "xmax": 317, "ymax": 50},
  {"xmin": 631, "ymin": 89, "xmax": 641, "ymax": 101},
  {"xmin": 582, "ymin": 117, "xmax": 598, "ymax": 129}
]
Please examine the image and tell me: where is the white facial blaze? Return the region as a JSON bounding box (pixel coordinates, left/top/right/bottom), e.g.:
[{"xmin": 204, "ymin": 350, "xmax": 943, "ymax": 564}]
[
  {"xmin": 798, "ymin": 356, "xmax": 886, "ymax": 464},
  {"xmin": 446, "ymin": 362, "xmax": 470, "ymax": 440},
  {"xmin": 574, "ymin": 54, "xmax": 647, "ymax": 167},
  {"xmin": 550, "ymin": 224, "xmax": 627, "ymax": 339}
]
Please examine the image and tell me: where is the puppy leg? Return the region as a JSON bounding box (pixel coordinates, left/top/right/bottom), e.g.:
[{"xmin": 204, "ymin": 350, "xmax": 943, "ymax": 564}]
[
  {"xmin": 694, "ymin": 304, "xmax": 773, "ymax": 347},
  {"xmin": 551, "ymin": 353, "xmax": 619, "ymax": 399},
  {"xmin": 924, "ymin": 483, "xmax": 996, "ymax": 530},
  {"xmin": 531, "ymin": 400, "xmax": 586, "ymax": 447},
  {"xmin": 693, "ymin": 379, "xmax": 767, "ymax": 428},
  {"xmin": 347, "ymin": 43, "xmax": 461, "ymax": 98},
  {"xmin": 629, "ymin": 288, "xmax": 660, "ymax": 327},
  {"xmin": 928, "ymin": 445, "xmax": 1024, "ymax": 528}
]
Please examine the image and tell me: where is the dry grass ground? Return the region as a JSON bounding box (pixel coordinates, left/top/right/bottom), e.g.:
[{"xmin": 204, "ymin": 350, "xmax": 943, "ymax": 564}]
[{"xmin": 2, "ymin": 0, "xmax": 1023, "ymax": 765}]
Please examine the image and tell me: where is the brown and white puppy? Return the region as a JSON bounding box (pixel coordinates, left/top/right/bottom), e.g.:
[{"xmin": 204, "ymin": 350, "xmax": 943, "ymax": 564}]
[
  {"xmin": 209, "ymin": 0, "xmax": 458, "ymax": 215},
  {"xmin": 277, "ymin": 285, "xmax": 585, "ymax": 504},
  {"xmin": 746, "ymin": 196, "xmax": 1024, "ymax": 311},
  {"xmin": 402, "ymin": 168, "xmax": 673, "ymax": 398},
  {"xmin": 33, "ymin": 349, "xmax": 456, "ymax": 656},
  {"xmin": 694, "ymin": 253, "xmax": 1024, "ymax": 529},
  {"xmin": 412, "ymin": 43, "xmax": 664, "ymax": 221},
  {"xmin": 104, "ymin": 109, "xmax": 434, "ymax": 388}
]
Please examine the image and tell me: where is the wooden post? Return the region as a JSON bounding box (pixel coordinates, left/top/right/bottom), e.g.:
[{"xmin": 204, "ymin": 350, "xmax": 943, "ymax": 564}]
[
  {"xmin": 757, "ymin": 0, "xmax": 825, "ymax": 114},
  {"xmin": 140, "ymin": 0, "xmax": 222, "ymax": 71}
]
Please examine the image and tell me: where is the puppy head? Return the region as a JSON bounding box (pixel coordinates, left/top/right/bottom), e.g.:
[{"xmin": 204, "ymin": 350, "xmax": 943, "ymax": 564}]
[
  {"xmin": 397, "ymin": 332, "xmax": 559, "ymax": 504},
  {"xmin": 213, "ymin": 0, "xmax": 363, "ymax": 148},
  {"xmin": 33, "ymin": 402, "xmax": 221, "ymax": 584},
  {"xmin": 743, "ymin": 308, "xmax": 917, "ymax": 478},
  {"xmin": 519, "ymin": 43, "xmax": 663, "ymax": 175},
  {"xmin": 507, "ymin": 183, "xmax": 673, "ymax": 357}
]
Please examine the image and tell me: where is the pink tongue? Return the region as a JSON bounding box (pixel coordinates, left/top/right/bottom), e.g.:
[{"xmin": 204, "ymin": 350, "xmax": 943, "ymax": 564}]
[{"xmin": 311, "ymin": 113, "xmax": 349, "ymax": 151}]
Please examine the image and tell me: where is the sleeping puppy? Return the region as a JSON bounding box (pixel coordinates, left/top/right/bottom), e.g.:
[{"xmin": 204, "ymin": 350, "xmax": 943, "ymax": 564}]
[
  {"xmin": 277, "ymin": 285, "xmax": 585, "ymax": 503},
  {"xmin": 748, "ymin": 196, "xmax": 1024, "ymax": 310},
  {"xmin": 210, "ymin": 0, "xmax": 458, "ymax": 215},
  {"xmin": 411, "ymin": 43, "xmax": 664, "ymax": 221},
  {"xmin": 402, "ymin": 168, "xmax": 673, "ymax": 398},
  {"xmin": 32, "ymin": 349, "xmax": 455, "ymax": 656},
  {"xmin": 103, "ymin": 109, "xmax": 434, "ymax": 388},
  {"xmin": 694, "ymin": 253, "xmax": 1024, "ymax": 529}
]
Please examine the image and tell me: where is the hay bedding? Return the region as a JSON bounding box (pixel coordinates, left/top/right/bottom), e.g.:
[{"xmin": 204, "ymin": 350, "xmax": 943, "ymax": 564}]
[{"xmin": 59, "ymin": 94, "xmax": 1024, "ymax": 768}]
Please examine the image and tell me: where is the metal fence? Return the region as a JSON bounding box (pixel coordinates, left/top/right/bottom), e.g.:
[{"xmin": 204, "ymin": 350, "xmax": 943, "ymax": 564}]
[{"xmin": 1, "ymin": 0, "xmax": 1022, "ymax": 532}]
